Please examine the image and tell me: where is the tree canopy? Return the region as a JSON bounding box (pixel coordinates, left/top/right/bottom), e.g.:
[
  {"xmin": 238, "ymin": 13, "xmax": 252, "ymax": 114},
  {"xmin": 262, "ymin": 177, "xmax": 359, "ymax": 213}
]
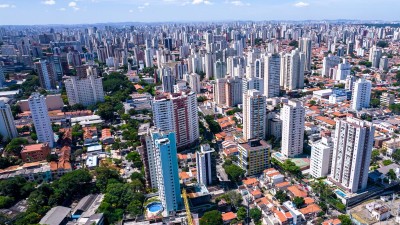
[{"xmin": 199, "ymin": 210, "xmax": 223, "ymax": 225}]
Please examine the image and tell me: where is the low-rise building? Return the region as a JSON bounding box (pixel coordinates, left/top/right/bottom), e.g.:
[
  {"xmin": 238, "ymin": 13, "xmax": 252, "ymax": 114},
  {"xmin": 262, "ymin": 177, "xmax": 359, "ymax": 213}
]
[{"xmin": 21, "ymin": 143, "xmax": 51, "ymax": 162}]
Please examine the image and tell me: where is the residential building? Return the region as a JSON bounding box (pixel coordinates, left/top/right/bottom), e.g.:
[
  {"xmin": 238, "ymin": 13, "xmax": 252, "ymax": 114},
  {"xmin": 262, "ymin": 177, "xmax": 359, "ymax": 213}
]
[
  {"xmin": 379, "ymin": 56, "xmax": 389, "ymax": 71},
  {"xmin": 335, "ymin": 58, "xmax": 352, "ymax": 81},
  {"xmin": 0, "ymin": 100, "xmax": 18, "ymax": 141},
  {"xmin": 214, "ymin": 78, "xmax": 227, "ymax": 105},
  {"xmin": 351, "ymin": 78, "xmax": 372, "ymax": 111},
  {"xmin": 369, "ymin": 45, "xmax": 382, "ymax": 68},
  {"xmin": 380, "ymin": 92, "xmax": 395, "ymax": 107},
  {"xmin": 64, "ymin": 73, "xmax": 105, "ymax": 106},
  {"xmin": 322, "ymin": 54, "xmax": 340, "ymax": 77},
  {"xmin": 188, "ymin": 73, "xmax": 201, "ymax": 93},
  {"xmin": 329, "ymin": 117, "xmax": 374, "ymax": 193},
  {"xmin": 36, "ymin": 59, "xmax": 57, "ymax": 90},
  {"xmin": 21, "ymin": 143, "xmax": 51, "ymax": 162},
  {"xmin": 281, "ymin": 100, "xmax": 305, "ymax": 157},
  {"xmin": 29, "ymin": 93, "xmax": 54, "ymax": 147},
  {"xmin": 281, "ymin": 49, "xmax": 305, "ymax": 91},
  {"xmin": 0, "ymin": 66, "xmax": 5, "ymax": 87},
  {"xmin": 152, "ymin": 130, "xmax": 182, "ymax": 213},
  {"xmin": 238, "ymin": 139, "xmax": 271, "ymax": 176},
  {"xmin": 310, "ymin": 136, "xmax": 334, "ymax": 178},
  {"xmin": 264, "ymin": 53, "xmax": 281, "ymax": 98},
  {"xmin": 243, "ymin": 90, "xmax": 266, "ymax": 141},
  {"xmin": 225, "ymin": 76, "xmax": 242, "ymax": 107},
  {"xmin": 152, "ymin": 91, "xmax": 199, "ymax": 148},
  {"xmin": 299, "ymin": 38, "xmax": 312, "ymax": 71},
  {"xmin": 196, "ymin": 144, "xmax": 216, "ymax": 186}
]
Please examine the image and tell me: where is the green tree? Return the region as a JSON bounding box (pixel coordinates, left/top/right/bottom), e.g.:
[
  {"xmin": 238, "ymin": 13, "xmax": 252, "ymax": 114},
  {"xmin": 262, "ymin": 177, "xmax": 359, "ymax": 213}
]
[
  {"xmin": 0, "ymin": 196, "xmax": 14, "ymax": 208},
  {"xmin": 225, "ymin": 191, "xmax": 243, "ymax": 209},
  {"xmin": 199, "ymin": 210, "xmax": 223, "ymax": 225},
  {"xmin": 293, "ymin": 197, "xmax": 305, "ymax": 208},
  {"xmin": 223, "ymin": 164, "xmax": 245, "ymax": 182},
  {"xmin": 371, "ymin": 149, "xmax": 380, "ymax": 163},
  {"xmin": 5, "ymin": 138, "xmax": 29, "ymax": 156},
  {"xmin": 126, "ymin": 199, "xmax": 143, "ymax": 217},
  {"xmin": 250, "ymin": 208, "xmax": 262, "ymax": 223},
  {"xmin": 237, "ymin": 207, "xmax": 247, "ymax": 221},
  {"xmin": 387, "ymin": 169, "xmax": 397, "ymax": 180},
  {"xmin": 275, "ymin": 190, "xmax": 288, "ymax": 204},
  {"xmin": 94, "ymin": 167, "xmax": 122, "ymax": 193},
  {"xmin": 338, "ymin": 215, "xmax": 352, "ymax": 225},
  {"xmin": 370, "ymin": 98, "xmax": 380, "ymax": 108}
]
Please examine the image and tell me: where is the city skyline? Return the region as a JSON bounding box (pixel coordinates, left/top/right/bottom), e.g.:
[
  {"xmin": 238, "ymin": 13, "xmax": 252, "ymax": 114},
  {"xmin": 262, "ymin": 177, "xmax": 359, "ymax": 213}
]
[{"xmin": 1, "ymin": 0, "xmax": 400, "ymax": 25}]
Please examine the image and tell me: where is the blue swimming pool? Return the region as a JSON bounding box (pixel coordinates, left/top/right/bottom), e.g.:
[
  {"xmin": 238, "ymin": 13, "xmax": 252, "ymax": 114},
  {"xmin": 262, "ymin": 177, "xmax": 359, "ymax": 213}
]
[
  {"xmin": 147, "ymin": 202, "xmax": 163, "ymax": 213},
  {"xmin": 335, "ymin": 189, "xmax": 347, "ymax": 198},
  {"xmin": 275, "ymin": 152, "xmax": 283, "ymax": 158}
]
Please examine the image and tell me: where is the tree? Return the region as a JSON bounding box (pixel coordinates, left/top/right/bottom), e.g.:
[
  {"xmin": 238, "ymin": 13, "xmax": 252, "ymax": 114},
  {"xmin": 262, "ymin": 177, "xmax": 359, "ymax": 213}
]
[
  {"xmin": 309, "ymin": 100, "xmax": 317, "ymax": 106},
  {"xmin": 126, "ymin": 151, "xmax": 141, "ymax": 162},
  {"xmin": 338, "ymin": 215, "xmax": 352, "ymax": 225},
  {"xmin": 225, "ymin": 191, "xmax": 243, "ymax": 209},
  {"xmin": 371, "ymin": 149, "xmax": 380, "ymax": 163},
  {"xmin": 0, "ymin": 196, "xmax": 14, "ymax": 208},
  {"xmin": 376, "ymin": 41, "xmax": 388, "ymax": 48},
  {"xmin": 275, "ymin": 190, "xmax": 288, "ymax": 203},
  {"xmin": 237, "ymin": 207, "xmax": 247, "ymax": 221},
  {"xmin": 387, "ymin": 169, "xmax": 397, "ymax": 180},
  {"xmin": 282, "ymin": 160, "xmax": 301, "ymax": 176},
  {"xmin": 392, "ymin": 149, "xmax": 400, "ymax": 162},
  {"xmin": 199, "ymin": 210, "xmax": 223, "ymax": 225},
  {"xmin": 389, "ymin": 104, "xmax": 400, "ymax": 115},
  {"xmin": 223, "ymin": 164, "xmax": 245, "ymax": 182},
  {"xmin": 204, "ymin": 115, "xmax": 222, "ymax": 133},
  {"xmin": 249, "ymin": 208, "xmax": 262, "ymax": 223},
  {"xmin": 94, "ymin": 167, "xmax": 121, "ymax": 192},
  {"xmin": 382, "ymin": 159, "xmax": 392, "ymax": 166},
  {"xmin": 370, "ymin": 98, "xmax": 380, "ymax": 108},
  {"xmin": 126, "ymin": 200, "xmax": 143, "ymax": 217},
  {"xmin": 289, "ymin": 40, "xmax": 298, "ymax": 48},
  {"xmin": 5, "ymin": 138, "xmax": 29, "ymax": 156},
  {"xmin": 293, "ymin": 197, "xmax": 305, "ymax": 208}
]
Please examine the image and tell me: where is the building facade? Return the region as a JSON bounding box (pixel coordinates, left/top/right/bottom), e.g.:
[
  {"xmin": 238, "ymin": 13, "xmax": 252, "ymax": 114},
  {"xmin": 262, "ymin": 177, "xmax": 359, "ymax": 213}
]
[
  {"xmin": 0, "ymin": 100, "xmax": 18, "ymax": 141},
  {"xmin": 243, "ymin": 90, "xmax": 266, "ymax": 141},
  {"xmin": 281, "ymin": 100, "xmax": 305, "ymax": 157},
  {"xmin": 29, "ymin": 93, "xmax": 54, "ymax": 147},
  {"xmin": 64, "ymin": 73, "xmax": 104, "ymax": 106}
]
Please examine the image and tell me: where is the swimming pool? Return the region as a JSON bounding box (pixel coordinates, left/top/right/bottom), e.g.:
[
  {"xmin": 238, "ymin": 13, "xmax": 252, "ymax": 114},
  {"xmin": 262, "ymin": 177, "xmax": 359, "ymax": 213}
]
[
  {"xmin": 147, "ymin": 202, "xmax": 163, "ymax": 213},
  {"xmin": 335, "ymin": 189, "xmax": 347, "ymax": 198},
  {"xmin": 275, "ymin": 152, "xmax": 283, "ymax": 158}
]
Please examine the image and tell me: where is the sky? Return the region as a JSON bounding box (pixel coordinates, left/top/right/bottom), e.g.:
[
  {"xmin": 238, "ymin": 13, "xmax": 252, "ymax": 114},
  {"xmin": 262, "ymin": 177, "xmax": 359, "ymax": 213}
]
[{"xmin": 0, "ymin": 0, "xmax": 399, "ymax": 25}]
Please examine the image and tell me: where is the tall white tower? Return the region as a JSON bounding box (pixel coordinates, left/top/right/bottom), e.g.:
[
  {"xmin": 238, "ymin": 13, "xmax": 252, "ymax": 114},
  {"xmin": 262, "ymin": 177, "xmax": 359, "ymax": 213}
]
[
  {"xmin": 264, "ymin": 53, "xmax": 281, "ymax": 98},
  {"xmin": 281, "ymin": 100, "xmax": 305, "ymax": 157},
  {"xmin": 0, "ymin": 100, "xmax": 18, "ymax": 141},
  {"xmin": 243, "ymin": 90, "xmax": 266, "ymax": 141},
  {"xmin": 28, "ymin": 93, "xmax": 54, "ymax": 147},
  {"xmin": 351, "ymin": 78, "xmax": 372, "ymax": 111},
  {"xmin": 281, "ymin": 49, "xmax": 305, "ymax": 91},
  {"xmin": 299, "ymin": 38, "xmax": 312, "ymax": 71},
  {"xmin": 329, "ymin": 117, "xmax": 374, "ymax": 193}
]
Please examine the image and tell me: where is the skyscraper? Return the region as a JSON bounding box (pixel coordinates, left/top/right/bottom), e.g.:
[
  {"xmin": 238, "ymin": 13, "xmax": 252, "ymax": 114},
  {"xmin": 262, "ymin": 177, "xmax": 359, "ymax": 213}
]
[
  {"xmin": 214, "ymin": 78, "xmax": 227, "ymax": 105},
  {"xmin": 36, "ymin": 59, "xmax": 57, "ymax": 90},
  {"xmin": 243, "ymin": 90, "xmax": 266, "ymax": 141},
  {"xmin": 144, "ymin": 48, "xmax": 153, "ymax": 68},
  {"xmin": 335, "ymin": 58, "xmax": 352, "ymax": 81},
  {"xmin": 0, "ymin": 65, "xmax": 5, "ymax": 87},
  {"xmin": 299, "ymin": 38, "xmax": 312, "ymax": 71},
  {"xmin": 369, "ymin": 45, "xmax": 382, "ymax": 68},
  {"xmin": 322, "ymin": 54, "xmax": 340, "ymax": 78},
  {"xmin": 351, "ymin": 78, "xmax": 372, "ymax": 111},
  {"xmin": 281, "ymin": 100, "xmax": 305, "ymax": 157},
  {"xmin": 225, "ymin": 76, "xmax": 242, "ymax": 107},
  {"xmin": 310, "ymin": 136, "xmax": 333, "ymax": 178},
  {"xmin": 28, "ymin": 93, "xmax": 54, "ymax": 147},
  {"xmin": 64, "ymin": 72, "xmax": 105, "ymax": 106},
  {"xmin": 196, "ymin": 144, "xmax": 215, "ymax": 186},
  {"xmin": 187, "ymin": 73, "xmax": 201, "ymax": 93},
  {"xmin": 214, "ymin": 60, "xmax": 227, "ymax": 79},
  {"xmin": 264, "ymin": 53, "xmax": 281, "ymax": 98},
  {"xmin": 0, "ymin": 100, "xmax": 18, "ymax": 141},
  {"xmin": 152, "ymin": 130, "xmax": 182, "ymax": 213},
  {"xmin": 281, "ymin": 49, "xmax": 305, "ymax": 91},
  {"xmin": 152, "ymin": 91, "xmax": 199, "ymax": 148},
  {"xmin": 329, "ymin": 117, "xmax": 374, "ymax": 193}
]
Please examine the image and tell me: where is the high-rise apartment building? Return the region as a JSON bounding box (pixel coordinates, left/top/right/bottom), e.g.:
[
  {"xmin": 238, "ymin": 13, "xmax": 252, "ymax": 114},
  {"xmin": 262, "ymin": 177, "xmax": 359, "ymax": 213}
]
[
  {"xmin": 152, "ymin": 91, "xmax": 199, "ymax": 148},
  {"xmin": 36, "ymin": 59, "xmax": 57, "ymax": 90},
  {"xmin": 335, "ymin": 58, "xmax": 351, "ymax": 81},
  {"xmin": 144, "ymin": 48, "xmax": 153, "ymax": 68},
  {"xmin": 329, "ymin": 117, "xmax": 374, "ymax": 193},
  {"xmin": 152, "ymin": 130, "xmax": 182, "ymax": 213},
  {"xmin": 0, "ymin": 100, "xmax": 18, "ymax": 141},
  {"xmin": 28, "ymin": 93, "xmax": 54, "ymax": 147},
  {"xmin": 225, "ymin": 76, "xmax": 242, "ymax": 107},
  {"xmin": 243, "ymin": 90, "xmax": 266, "ymax": 141},
  {"xmin": 281, "ymin": 100, "xmax": 305, "ymax": 157},
  {"xmin": 281, "ymin": 49, "xmax": 305, "ymax": 91},
  {"xmin": 196, "ymin": 144, "xmax": 216, "ymax": 186},
  {"xmin": 380, "ymin": 92, "xmax": 395, "ymax": 107},
  {"xmin": 187, "ymin": 73, "xmax": 201, "ymax": 93},
  {"xmin": 238, "ymin": 139, "xmax": 271, "ymax": 176},
  {"xmin": 0, "ymin": 65, "xmax": 6, "ymax": 87},
  {"xmin": 310, "ymin": 136, "xmax": 333, "ymax": 178},
  {"xmin": 322, "ymin": 54, "xmax": 340, "ymax": 77},
  {"xmin": 351, "ymin": 78, "xmax": 371, "ymax": 111},
  {"xmin": 64, "ymin": 73, "xmax": 104, "ymax": 107},
  {"xmin": 214, "ymin": 78, "xmax": 227, "ymax": 105},
  {"xmin": 369, "ymin": 45, "xmax": 382, "ymax": 68},
  {"xmin": 264, "ymin": 53, "xmax": 281, "ymax": 98},
  {"xmin": 299, "ymin": 38, "xmax": 312, "ymax": 71}
]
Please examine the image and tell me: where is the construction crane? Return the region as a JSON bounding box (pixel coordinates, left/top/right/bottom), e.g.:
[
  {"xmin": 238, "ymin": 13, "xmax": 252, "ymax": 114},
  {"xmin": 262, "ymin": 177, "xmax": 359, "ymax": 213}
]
[{"xmin": 182, "ymin": 189, "xmax": 194, "ymax": 225}]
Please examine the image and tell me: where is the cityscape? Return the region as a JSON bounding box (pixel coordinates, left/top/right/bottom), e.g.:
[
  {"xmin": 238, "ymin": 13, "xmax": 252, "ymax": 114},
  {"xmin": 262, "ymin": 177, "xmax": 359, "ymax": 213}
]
[{"xmin": 1, "ymin": 1, "xmax": 400, "ymax": 225}]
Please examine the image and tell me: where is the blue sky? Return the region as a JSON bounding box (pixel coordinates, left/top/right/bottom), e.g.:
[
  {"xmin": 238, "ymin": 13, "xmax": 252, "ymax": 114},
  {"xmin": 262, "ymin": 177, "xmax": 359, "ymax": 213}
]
[{"xmin": 0, "ymin": 0, "xmax": 399, "ymax": 25}]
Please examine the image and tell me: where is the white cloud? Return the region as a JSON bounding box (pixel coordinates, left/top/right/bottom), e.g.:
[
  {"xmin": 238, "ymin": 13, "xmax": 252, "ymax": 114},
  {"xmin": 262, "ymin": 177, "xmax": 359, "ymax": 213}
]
[
  {"xmin": 59, "ymin": 7, "xmax": 66, "ymax": 11},
  {"xmin": 0, "ymin": 4, "xmax": 16, "ymax": 8},
  {"xmin": 226, "ymin": 0, "xmax": 250, "ymax": 6},
  {"xmin": 42, "ymin": 0, "xmax": 56, "ymax": 5},
  {"xmin": 68, "ymin": 1, "xmax": 77, "ymax": 7},
  {"xmin": 192, "ymin": 0, "xmax": 212, "ymax": 5},
  {"xmin": 129, "ymin": 9, "xmax": 133, "ymax": 13},
  {"xmin": 294, "ymin": 1, "xmax": 309, "ymax": 7}
]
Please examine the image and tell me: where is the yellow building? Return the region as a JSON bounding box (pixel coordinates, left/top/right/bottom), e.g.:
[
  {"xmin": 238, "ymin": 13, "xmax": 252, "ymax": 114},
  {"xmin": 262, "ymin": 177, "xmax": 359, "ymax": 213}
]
[{"xmin": 238, "ymin": 139, "xmax": 271, "ymax": 176}]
